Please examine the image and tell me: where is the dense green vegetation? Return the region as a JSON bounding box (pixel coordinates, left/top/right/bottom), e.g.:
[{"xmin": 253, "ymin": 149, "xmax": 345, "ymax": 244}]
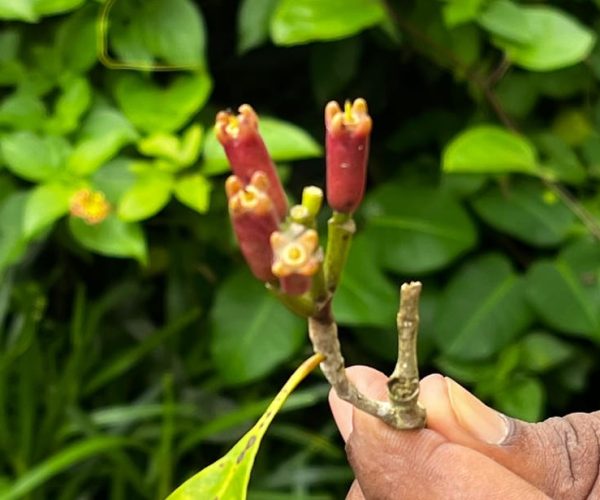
[{"xmin": 0, "ymin": 0, "xmax": 599, "ymax": 498}]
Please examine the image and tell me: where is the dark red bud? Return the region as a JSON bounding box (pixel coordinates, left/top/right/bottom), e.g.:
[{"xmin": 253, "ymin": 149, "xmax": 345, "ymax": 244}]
[
  {"xmin": 325, "ymin": 98, "xmax": 371, "ymax": 213},
  {"xmin": 226, "ymin": 172, "xmax": 279, "ymax": 282},
  {"xmin": 216, "ymin": 104, "xmax": 288, "ymax": 220}
]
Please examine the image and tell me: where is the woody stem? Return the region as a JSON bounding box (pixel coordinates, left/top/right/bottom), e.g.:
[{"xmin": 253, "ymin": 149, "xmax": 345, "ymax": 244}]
[{"xmin": 308, "ymin": 291, "xmax": 426, "ymax": 430}]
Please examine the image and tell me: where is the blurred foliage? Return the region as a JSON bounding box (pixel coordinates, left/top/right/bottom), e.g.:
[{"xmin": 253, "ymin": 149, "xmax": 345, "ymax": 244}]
[{"xmin": 0, "ymin": 0, "xmax": 599, "ymax": 498}]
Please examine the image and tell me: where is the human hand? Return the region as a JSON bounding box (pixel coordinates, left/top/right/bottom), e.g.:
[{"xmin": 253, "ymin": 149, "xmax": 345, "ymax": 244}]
[{"xmin": 329, "ymin": 366, "xmax": 600, "ymax": 499}]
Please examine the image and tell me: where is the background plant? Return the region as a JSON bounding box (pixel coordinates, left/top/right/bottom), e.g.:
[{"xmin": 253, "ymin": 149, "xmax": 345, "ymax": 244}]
[{"xmin": 0, "ymin": 0, "xmax": 599, "ymax": 498}]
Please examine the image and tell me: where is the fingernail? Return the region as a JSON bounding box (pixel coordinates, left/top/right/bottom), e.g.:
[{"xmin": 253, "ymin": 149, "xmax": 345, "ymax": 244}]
[{"xmin": 445, "ymin": 377, "xmax": 510, "ymax": 445}]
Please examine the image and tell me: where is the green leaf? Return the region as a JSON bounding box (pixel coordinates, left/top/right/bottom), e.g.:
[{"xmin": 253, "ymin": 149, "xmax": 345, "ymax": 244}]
[
  {"xmin": 0, "ymin": 192, "xmax": 28, "ymax": 271},
  {"xmin": 113, "ymin": 72, "xmax": 212, "ymax": 133},
  {"xmin": 203, "ymin": 116, "xmax": 322, "ymax": 175},
  {"xmin": 526, "ymin": 259, "xmax": 600, "ymax": 340},
  {"xmin": 178, "ymin": 125, "xmax": 204, "ymax": 166},
  {"xmin": 434, "ymin": 254, "xmax": 532, "ymax": 360},
  {"xmin": 333, "ymin": 235, "xmax": 397, "ymax": 328},
  {"xmin": 24, "ymin": 182, "xmax": 77, "ymax": 238},
  {"xmin": 69, "ymin": 215, "xmax": 148, "ymax": 264},
  {"xmin": 139, "ymin": 134, "xmax": 180, "ymax": 163},
  {"xmin": 1, "ymin": 437, "xmax": 129, "ymax": 500},
  {"xmin": 361, "ymin": 183, "xmax": 477, "ymax": 274},
  {"xmin": 238, "ymin": 0, "xmax": 279, "ymax": 53},
  {"xmin": 91, "ymin": 158, "xmax": 136, "ymax": 204},
  {"xmin": 560, "ymin": 238, "xmax": 600, "ymax": 281},
  {"xmin": 477, "ymin": 0, "xmax": 534, "ymax": 44},
  {"xmin": 167, "ymin": 354, "xmax": 322, "ymax": 500},
  {"xmin": 68, "ymin": 106, "xmax": 139, "ymax": 177},
  {"xmin": 117, "ymin": 170, "xmax": 173, "ymax": 222},
  {"xmin": 494, "ymin": 376, "xmax": 544, "ymax": 422},
  {"xmin": 0, "ymin": 92, "xmax": 46, "ymax": 130},
  {"xmin": 138, "ymin": 124, "xmax": 203, "ymax": 167},
  {"xmin": 533, "ymin": 66, "xmax": 590, "ymax": 99},
  {"xmin": 109, "ymin": 0, "xmax": 206, "ymax": 67},
  {"xmin": 55, "ymin": 4, "xmax": 98, "ymax": 73},
  {"xmin": 271, "ymin": 0, "xmax": 386, "ymax": 46},
  {"xmin": 0, "ymin": 175, "xmax": 16, "ymax": 205},
  {"xmin": 519, "ymin": 332, "xmax": 575, "ymax": 373},
  {"xmin": 441, "ymin": 0, "xmax": 487, "ymax": 28},
  {"xmin": 552, "ymin": 109, "xmax": 593, "ymax": 148},
  {"xmin": 484, "ymin": 3, "xmax": 596, "ymax": 71},
  {"xmin": 534, "ymin": 132, "xmax": 587, "ymax": 185},
  {"xmin": 435, "ymin": 357, "xmax": 496, "ymax": 385},
  {"xmin": 46, "ymin": 76, "xmax": 91, "ymax": 135},
  {"xmin": 495, "ymin": 72, "xmax": 539, "ymax": 119},
  {"xmin": 0, "ymin": 0, "xmax": 37, "ymax": 21},
  {"xmin": 1, "ymin": 131, "xmax": 70, "ymax": 182},
  {"xmin": 471, "ymin": 180, "xmax": 575, "ymax": 246},
  {"xmin": 33, "ymin": 0, "xmax": 85, "ymax": 17},
  {"xmin": 443, "ymin": 125, "xmax": 539, "ymax": 175},
  {"xmin": 440, "ymin": 173, "xmax": 487, "ymax": 198},
  {"xmin": 173, "ymin": 174, "xmax": 212, "ymax": 214},
  {"xmin": 581, "ymin": 137, "xmax": 600, "ymax": 180},
  {"xmin": 210, "ymin": 269, "xmax": 304, "ymax": 385}
]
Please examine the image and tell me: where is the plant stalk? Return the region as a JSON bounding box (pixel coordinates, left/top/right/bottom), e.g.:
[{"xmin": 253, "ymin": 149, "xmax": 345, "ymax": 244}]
[
  {"xmin": 308, "ymin": 285, "xmax": 426, "ymax": 430},
  {"xmin": 387, "ymin": 282, "xmax": 426, "ymax": 428},
  {"xmin": 324, "ymin": 212, "xmax": 355, "ymax": 293},
  {"xmin": 267, "ymin": 284, "xmax": 316, "ymax": 317}
]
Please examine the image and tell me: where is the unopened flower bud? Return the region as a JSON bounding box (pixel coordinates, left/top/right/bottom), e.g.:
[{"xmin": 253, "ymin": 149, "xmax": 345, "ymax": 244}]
[
  {"xmin": 271, "ymin": 223, "xmax": 321, "ymax": 295},
  {"xmin": 70, "ymin": 188, "xmax": 110, "ymax": 225},
  {"xmin": 216, "ymin": 104, "xmax": 288, "ymax": 220},
  {"xmin": 325, "ymin": 98, "xmax": 371, "ymax": 213},
  {"xmin": 226, "ymin": 172, "xmax": 279, "ymax": 282}
]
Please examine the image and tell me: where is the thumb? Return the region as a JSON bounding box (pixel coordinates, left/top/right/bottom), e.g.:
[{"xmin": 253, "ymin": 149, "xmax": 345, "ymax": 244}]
[{"xmin": 423, "ymin": 375, "xmax": 600, "ymax": 499}]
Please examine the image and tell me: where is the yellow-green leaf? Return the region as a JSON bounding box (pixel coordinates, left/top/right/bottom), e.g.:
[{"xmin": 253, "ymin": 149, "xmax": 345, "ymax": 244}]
[
  {"xmin": 118, "ymin": 171, "xmax": 173, "ymax": 222},
  {"xmin": 443, "ymin": 125, "xmax": 539, "ymax": 175},
  {"xmin": 24, "ymin": 182, "xmax": 78, "ymax": 238},
  {"xmin": 167, "ymin": 353, "xmax": 324, "ymax": 500},
  {"xmin": 139, "ymin": 124, "xmax": 203, "ymax": 167},
  {"xmin": 173, "ymin": 174, "xmax": 211, "ymax": 213}
]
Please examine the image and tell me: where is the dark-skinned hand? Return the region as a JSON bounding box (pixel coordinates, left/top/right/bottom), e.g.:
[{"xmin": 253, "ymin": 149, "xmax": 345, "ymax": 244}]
[{"xmin": 329, "ymin": 366, "xmax": 600, "ymax": 500}]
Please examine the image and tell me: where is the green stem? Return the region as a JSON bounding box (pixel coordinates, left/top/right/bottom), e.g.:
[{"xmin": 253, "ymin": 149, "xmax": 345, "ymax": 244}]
[
  {"xmin": 324, "ymin": 211, "xmax": 356, "ymax": 293},
  {"xmin": 310, "ymin": 263, "xmax": 328, "ymax": 304},
  {"xmin": 266, "ymin": 284, "xmax": 316, "ymax": 317}
]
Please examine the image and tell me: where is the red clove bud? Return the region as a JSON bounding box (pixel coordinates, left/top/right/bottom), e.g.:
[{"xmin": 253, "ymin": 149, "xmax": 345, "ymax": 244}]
[
  {"xmin": 325, "ymin": 98, "xmax": 372, "ymax": 214},
  {"xmin": 271, "ymin": 223, "xmax": 322, "ymax": 295},
  {"xmin": 216, "ymin": 104, "xmax": 288, "ymax": 220},
  {"xmin": 226, "ymin": 171, "xmax": 280, "ymax": 283}
]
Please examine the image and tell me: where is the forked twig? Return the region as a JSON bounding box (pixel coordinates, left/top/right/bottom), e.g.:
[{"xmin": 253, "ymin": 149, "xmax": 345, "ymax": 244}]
[{"xmin": 308, "ymin": 282, "xmax": 426, "ymax": 429}]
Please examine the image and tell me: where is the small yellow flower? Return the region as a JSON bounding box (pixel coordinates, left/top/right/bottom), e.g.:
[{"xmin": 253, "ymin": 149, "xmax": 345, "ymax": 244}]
[
  {"xmin": 70, "ymin": 188, "xmax": 111, "ymax": 225},
  {"xmin": 271, "ymin": 224, "xmax": 321, "ymax": 278}
]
